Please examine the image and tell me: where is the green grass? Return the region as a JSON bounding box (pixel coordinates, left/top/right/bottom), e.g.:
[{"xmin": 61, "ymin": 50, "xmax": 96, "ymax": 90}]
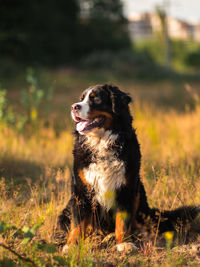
[{"xmin": 135, "ymin": 36, "xmax": 200, "ymax": 72}]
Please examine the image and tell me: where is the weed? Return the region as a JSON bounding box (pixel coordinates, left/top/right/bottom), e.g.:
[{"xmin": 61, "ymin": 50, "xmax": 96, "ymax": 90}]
[
  {"xmin": 0, "ymin": 87, "xmax": 16, "ymax": 127},
  {"xmin": 21, "ymin": 68, "xmax": 54, "ymax": 131}
]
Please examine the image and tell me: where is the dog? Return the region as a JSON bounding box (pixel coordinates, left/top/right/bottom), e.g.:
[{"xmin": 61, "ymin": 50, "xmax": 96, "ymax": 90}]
[{"xmin": 59, "ymin": 84, "xmax": 200, "ymax": 252}]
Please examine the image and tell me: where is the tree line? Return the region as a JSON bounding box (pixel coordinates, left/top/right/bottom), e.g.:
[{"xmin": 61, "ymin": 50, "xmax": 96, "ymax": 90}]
[{"xmin": 0, "ymin": 0, "xmax": 130, "ymax": 66}]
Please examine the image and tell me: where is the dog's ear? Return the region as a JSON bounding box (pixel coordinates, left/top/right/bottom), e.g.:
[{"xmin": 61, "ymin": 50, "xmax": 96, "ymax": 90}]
[{"xmin": 103, "ymin": 84, "xmax": 132, "ymax": 114}]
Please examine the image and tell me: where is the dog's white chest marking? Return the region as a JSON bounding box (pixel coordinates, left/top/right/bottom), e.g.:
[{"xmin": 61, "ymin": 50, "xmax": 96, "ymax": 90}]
[{"xmin": 83, "ymin": 130, "xmax": 126, "ymax": 210}]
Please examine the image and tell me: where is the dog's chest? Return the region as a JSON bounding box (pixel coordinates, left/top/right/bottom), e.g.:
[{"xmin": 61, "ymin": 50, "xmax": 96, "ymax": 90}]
[{"xmin": 83, "ymin": 132, "xmax": 126, "ymax": 210}]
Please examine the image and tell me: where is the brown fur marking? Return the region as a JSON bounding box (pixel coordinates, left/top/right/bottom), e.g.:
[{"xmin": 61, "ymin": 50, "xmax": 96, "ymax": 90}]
[
  {"xmin": 115, "ymin": 211, "xmax": 127, "ymax": 244},
  {"xmin": 88, "ymin": 110, "xmax": 113, "ymax": 130},
  {"xmin": 78, "ymin": 170, "xmax": 89, "ymax": 186},
  {"xmin": 67, "ymin": 213, "xmax": 92, "ymax": 245},
  {"xmin": 67, "ymin": 223, "xmax": 81, "ymax": 244}
]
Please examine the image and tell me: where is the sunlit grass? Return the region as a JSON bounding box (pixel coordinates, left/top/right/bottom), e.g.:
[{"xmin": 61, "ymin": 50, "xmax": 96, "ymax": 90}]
[
  {"xmin": 133, "ymin": 104, "xmax": 200, "ymax": 212},
  {"xmin": 0, "ymin": 76, "xmax": 200, "ymax": 265}
]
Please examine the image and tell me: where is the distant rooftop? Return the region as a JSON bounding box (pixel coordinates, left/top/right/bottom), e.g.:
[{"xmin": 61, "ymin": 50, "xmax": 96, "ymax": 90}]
[{"xmin": 128, "ymin": 12, "xmax": 200, "ymax": 42}]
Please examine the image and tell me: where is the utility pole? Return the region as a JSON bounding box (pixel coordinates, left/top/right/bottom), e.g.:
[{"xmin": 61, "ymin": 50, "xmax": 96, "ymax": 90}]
[
  {"xmin": 156, "ymin": 0, "xmax": 171, "ymax": 69},
  {"xmin": 164, "ymin": 0, "xmax": 171, "ymax": 69}
]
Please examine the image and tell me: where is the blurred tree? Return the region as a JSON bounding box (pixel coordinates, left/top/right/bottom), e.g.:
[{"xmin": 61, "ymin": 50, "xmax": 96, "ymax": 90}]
[
  {"xmin": 77, "ymin": 0, "xmax": 130, "ymax": 55},
  {"xmin": 89, "ymin": 0, "xmax": 125, "ymax": 20},
  {"xmin": 0, "ymin": 0, "xmax": 29, "ymax": 62},
  {"xmin": 27, "ymin": 0, "xmax": 80, "ymax": 64},
  {"xmin": 185, "ymin": 49, "xmax": 200, "ymax": 70},
  {"xmin": 0, "ymin": 0, "xmax": 130, "ymax": 67},
  {"xmin": 0, "ymin": 0, "xmax": 79, "ymax": 65}
]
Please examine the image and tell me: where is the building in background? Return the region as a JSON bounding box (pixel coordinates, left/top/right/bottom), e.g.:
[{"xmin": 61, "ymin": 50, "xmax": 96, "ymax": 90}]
[{"xmin": 128, "ymin": 13, "xmax": 200, "ymax": 42}]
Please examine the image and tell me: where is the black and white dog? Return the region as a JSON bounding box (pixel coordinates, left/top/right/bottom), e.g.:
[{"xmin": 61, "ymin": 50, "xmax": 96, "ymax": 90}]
[{"xmin": 59, "ymin": 84, "xmax": 199, "ymax": 252}]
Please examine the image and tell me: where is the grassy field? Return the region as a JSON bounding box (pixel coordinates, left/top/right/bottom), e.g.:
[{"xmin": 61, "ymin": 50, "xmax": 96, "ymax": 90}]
[{"xmin": 0, "ymin": 69, "xmax": 200, "ymax": 266}]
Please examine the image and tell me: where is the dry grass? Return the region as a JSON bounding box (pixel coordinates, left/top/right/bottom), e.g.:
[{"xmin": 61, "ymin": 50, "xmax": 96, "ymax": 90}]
[{"xmin": 0, "ymin": 73, "xmax": 200, "ymax": 266}]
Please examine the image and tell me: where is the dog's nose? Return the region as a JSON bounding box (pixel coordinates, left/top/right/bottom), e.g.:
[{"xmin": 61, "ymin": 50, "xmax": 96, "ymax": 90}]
[{"xmin": 71, "ymin": 104, "xmax": 81, "ymax": 111}]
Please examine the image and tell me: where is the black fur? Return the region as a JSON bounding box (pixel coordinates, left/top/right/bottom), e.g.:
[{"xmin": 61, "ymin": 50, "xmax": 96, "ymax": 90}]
[{"xmin": 59, "ymin": 84, "xmax": 199, "ymax": 245}]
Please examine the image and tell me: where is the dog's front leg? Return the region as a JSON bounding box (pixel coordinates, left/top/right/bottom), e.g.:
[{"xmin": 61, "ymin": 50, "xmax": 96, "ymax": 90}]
[
  {"xmin": 62, "ymin": 214, "xmax": 92, "ymax": 253},
  {"xmin": 67, "ymin": 213, "xmax": 92, "ymax": 244},
  {"xmin": 62, "ymin": 195, "xmax": 92, "ymax": 253},
  {"xmin": 115, "ymin": 210, "xmax": 130, "ymax": 244},
  {"xmin": 115, "ymin": 209, "xmax": 137, "ymax": 253},
  {"xmin": 115, "ymin": 186, "xmax": 139, "ymax": 253}
]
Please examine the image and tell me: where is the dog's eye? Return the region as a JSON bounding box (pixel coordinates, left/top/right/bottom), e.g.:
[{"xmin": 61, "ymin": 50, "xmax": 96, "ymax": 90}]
[
  {"xmin": 89, "ymin": 92, "xmax": 95, "ymax": 100},
  {"xmin": 80, "ymin": 95, "xmax": 84, "ymax": 101}
]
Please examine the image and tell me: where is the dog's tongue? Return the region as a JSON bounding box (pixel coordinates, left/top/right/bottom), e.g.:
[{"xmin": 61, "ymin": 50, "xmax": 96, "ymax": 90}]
[{"xmin": 76, "ymin": 121, "xmax": 89, "ymax": 132}]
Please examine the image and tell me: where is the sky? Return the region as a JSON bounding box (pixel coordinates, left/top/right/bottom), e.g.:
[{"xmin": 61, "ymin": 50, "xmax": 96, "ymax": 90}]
[{"xmin": 122, "ymin": 0, "xmax": 200, "ymax": 23}]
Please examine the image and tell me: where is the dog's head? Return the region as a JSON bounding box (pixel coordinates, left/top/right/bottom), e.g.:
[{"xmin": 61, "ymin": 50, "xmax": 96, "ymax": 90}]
[{"xmin": 71, "ymin": 84, "xmax": 132, "ymax": 135}]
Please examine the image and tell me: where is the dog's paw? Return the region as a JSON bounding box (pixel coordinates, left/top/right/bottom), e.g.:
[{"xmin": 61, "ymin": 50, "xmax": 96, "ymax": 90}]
[
  {"xmin": 62, "ymin": 244, "xmax": 70, "ymax": 254},
  {"xmin": 116, "ymin": 242, "xmax": 137, "ymax": 253},
  {"xmin": 62, "ymin": 244, "xmax": 77, "ymax": 254}
]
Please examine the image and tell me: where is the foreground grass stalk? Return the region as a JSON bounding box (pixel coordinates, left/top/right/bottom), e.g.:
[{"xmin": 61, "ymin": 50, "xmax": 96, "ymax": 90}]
[{"xmin": 0, "ymin": 242, "xmax": 37, "ymax": 266}]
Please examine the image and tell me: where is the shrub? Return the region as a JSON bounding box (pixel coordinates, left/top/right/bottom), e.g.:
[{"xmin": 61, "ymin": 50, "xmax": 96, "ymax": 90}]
[
  {"xmin": 80, "ymin": 49, "xmax": 176, "ymax": 80},
  {"xmin": 185, "ymin": 49, "xmax": 200, "ymax": 70}
]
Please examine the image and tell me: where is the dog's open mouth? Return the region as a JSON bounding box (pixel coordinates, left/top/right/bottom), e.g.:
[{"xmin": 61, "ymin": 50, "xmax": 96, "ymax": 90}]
[{"xmin": 75, "ymin": 116, "xmax": 105, "ymax": 133}]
